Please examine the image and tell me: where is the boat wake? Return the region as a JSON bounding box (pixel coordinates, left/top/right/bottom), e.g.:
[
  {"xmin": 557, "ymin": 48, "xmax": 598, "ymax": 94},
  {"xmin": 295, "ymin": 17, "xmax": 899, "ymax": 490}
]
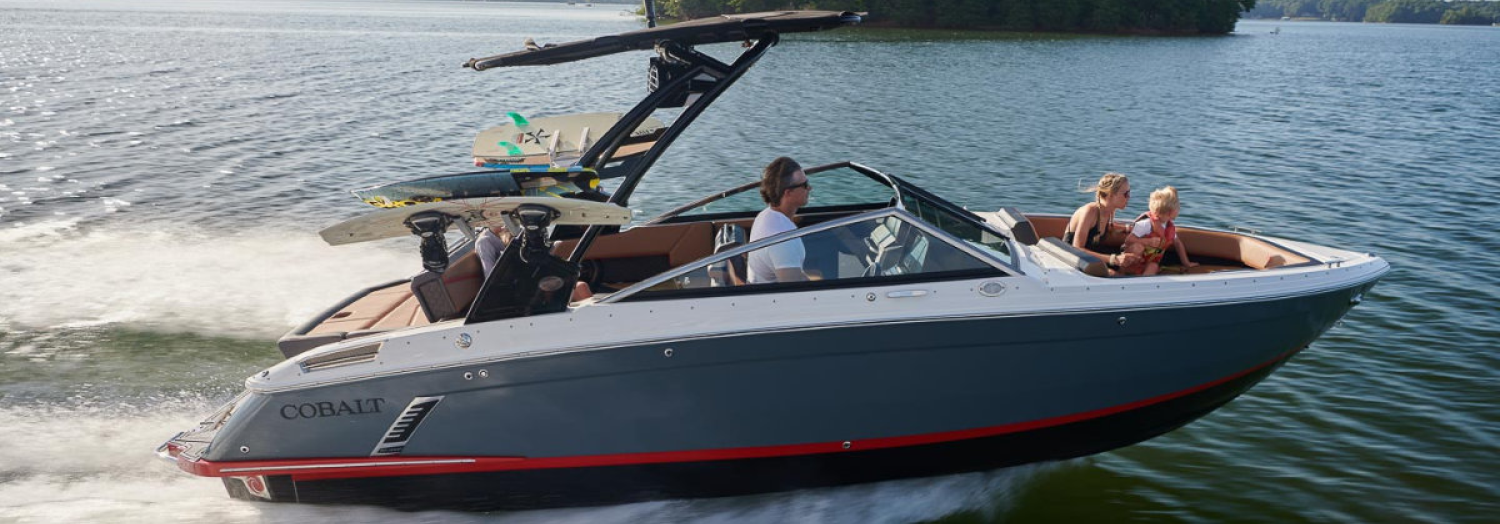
[
  {"xmin": 0, "ymin": 219, "xmax": 413, "ymax": 339},
  {"xmin": 0, "ymin": 394, "xmax": 1048, "ymax": 524},
  {"xmin": 0, "ymin": 219, "xmax": 1059, "ymax": 522}
]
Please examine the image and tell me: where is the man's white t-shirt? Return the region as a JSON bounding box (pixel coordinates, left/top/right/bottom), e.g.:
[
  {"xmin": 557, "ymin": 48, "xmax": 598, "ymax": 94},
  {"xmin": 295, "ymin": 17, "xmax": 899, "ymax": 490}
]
[{"xmin": 747, "ymin": 207, "xmax": 804, "ymax": 283}]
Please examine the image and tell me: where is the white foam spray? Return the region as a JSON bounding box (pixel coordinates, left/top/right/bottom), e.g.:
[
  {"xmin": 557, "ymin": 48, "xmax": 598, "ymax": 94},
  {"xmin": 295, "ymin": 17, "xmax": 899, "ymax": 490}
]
[
  {"xmin": 0, "ymin": 219, "xmax": 415, "ymax": 339},
  {"xmin": 0, "ymin": 219, "xmax": 1047, "ymax": 523},
  {"xmin": 0, "ymin": 395, "xmax": 1045, "ymax": 523}
]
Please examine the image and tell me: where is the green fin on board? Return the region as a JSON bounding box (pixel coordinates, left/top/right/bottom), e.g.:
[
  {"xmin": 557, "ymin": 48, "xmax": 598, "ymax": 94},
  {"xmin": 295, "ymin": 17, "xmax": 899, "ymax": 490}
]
[
  {"xmin": 507, "ymin": 111, "xmax": 530, "ymax": 128},
  {"xmin": 497, "ymin": 141, "xmax": 524, "ymax": 156}
]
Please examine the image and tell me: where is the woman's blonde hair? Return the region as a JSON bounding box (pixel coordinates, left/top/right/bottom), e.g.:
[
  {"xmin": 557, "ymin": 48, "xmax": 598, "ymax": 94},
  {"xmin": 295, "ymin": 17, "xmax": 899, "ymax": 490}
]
[
  {"xmin": 1150, "ymin": 186, "xmax": 1180, "ymax": 214},
  {"xmin": 1085, "ymin": 172, "xmax": 1129, "ymax": 204}
]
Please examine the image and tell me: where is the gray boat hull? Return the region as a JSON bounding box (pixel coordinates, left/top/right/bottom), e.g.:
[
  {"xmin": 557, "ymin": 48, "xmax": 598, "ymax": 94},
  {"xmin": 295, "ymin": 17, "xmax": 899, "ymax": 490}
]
[{"xmin": 167, "ymin": 279, "xmax": 1374, "ymax": 510}]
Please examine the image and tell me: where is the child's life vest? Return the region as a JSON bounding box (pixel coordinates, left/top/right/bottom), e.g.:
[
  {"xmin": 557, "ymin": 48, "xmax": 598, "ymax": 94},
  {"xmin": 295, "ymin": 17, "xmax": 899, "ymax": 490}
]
[{"xmin": 1132, "ymin": 212, "xmax": 1177, "ymax": 265}]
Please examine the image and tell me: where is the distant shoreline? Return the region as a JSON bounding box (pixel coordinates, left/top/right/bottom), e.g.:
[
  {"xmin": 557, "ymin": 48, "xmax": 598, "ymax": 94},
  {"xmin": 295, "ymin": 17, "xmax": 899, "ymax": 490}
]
[
  {"xmin": 1243, "ymin": 16, "xmax": 1500, "ymax": 26},
  {"xmin": 1246, "ymin": 0, "xmax": 1499, "ymax": 26}
]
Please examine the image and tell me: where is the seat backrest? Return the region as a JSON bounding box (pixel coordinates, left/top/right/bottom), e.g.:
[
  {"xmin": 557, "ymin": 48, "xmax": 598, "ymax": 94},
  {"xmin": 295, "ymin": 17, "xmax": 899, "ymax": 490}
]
[
  {"xmin": 411, "ymin": 251, "xmax": 485, "ymax": 322},
  {"xmin": 708, "ymin": 223, "xmax": 747, "ymax": 286},
  {"xmin": 994, "ymin": 207, "xmax": 1039, "ymax": 245}
]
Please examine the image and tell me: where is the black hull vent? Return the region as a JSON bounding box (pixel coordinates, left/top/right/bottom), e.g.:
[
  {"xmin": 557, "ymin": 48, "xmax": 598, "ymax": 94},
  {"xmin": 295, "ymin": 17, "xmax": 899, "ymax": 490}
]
[{"xmin": 371, "ymin": 396, "xmax": 444, "ymax": 457}]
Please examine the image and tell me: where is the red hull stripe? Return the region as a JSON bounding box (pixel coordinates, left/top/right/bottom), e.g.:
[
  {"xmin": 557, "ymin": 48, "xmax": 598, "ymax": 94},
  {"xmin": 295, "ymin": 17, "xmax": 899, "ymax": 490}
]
[{"xmin": 179, "ymin": 349, "xmax": 1295, "ymax": 482}]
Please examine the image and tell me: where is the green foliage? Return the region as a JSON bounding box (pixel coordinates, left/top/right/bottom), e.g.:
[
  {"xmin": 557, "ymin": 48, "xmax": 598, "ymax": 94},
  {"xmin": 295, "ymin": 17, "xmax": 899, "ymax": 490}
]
[
  {"xmin": 652, "ymin": 0, "xmax": 1260, "ymax": 33},
  {"xmin": 1248, "ymin": 0, "xmax": 1499, "ymax": 24},
  {"xmin": 1000, "ymin": 0, "xmax": 1038, "ymax": 31},
  {"xmin": 728, "ymin": 0, "xmax": 792, "ymax": 12},
  {"xmin": 933, "ymin": 0, "xmax": 991, "ymax": 28},
  {"xmin": 658, "ymin": 0, "xmax": 722, "ymax": 18},
  {"xmin": 1035, "ymin": 0, "xmax": 1085, "ymax": 31},
  {"xmin": 878, "ymin": 0, "xmax": 929, "ymax": 24},
  {"xmin": 1088, "ymin": 0, "xmax": 1130, "ymax": 31},
  {"xmin": 1439, "ymin": 2, "xmax": 1500, "ymax": 24},
  {"xmin": 1200, "ymin": 0, "xmax": 1250, "ymax": 32},
  {"xmin": 1365, "ymin": 0, "xmax": 1446, "ymax": 23}
]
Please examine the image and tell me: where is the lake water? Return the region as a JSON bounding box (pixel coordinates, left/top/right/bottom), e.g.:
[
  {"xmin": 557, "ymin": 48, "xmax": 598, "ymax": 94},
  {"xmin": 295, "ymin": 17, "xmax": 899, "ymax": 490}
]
[{"xmin": 1, "ymin": 1, "xmax": 1497, "ymax": 522}]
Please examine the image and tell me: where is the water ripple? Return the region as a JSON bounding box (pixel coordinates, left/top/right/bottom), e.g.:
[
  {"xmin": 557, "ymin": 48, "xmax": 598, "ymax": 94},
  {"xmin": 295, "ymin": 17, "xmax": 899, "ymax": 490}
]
[{"xmin": 0, "ymin": 4, "xmax": 1496, "ymax": 523}]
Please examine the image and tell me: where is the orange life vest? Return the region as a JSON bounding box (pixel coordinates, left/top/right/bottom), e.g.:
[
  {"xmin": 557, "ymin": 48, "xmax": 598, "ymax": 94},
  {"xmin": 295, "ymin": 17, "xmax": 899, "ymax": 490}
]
[{"xmin": 1135, "ymin": 212, "xmax": 1176, "ymax": 265}]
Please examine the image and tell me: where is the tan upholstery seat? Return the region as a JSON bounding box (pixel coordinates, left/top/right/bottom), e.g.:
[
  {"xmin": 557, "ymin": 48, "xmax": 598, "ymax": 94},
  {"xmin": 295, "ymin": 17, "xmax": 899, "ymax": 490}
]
[
  {"xmin": 308, "ymin": 286, "xmax": 416, "ymax": 336},
  {"xmin": 1027, "ymin": 214, "xmax": 1307, "ymax": 272},
  {"xmin": 411, "ymin": 251, "xmax": 485, "ymax": 322},
  {"xmin": 554, "ymin": 222, "xmax": 715, "ymax": 267},
  {"xmin": 1176, "ymin": 229, "xmax": 1309, "ymax": 269}
]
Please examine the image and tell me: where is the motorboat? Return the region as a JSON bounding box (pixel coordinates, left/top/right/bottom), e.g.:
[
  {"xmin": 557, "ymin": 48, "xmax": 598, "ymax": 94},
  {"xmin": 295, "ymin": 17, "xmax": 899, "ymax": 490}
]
[{"xmin": 157, "ymin": 11, "xmax": 1389, "ymax": 511}]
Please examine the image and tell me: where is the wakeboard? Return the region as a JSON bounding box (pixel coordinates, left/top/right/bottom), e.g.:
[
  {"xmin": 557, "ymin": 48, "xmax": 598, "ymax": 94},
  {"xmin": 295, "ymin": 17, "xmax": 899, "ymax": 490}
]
[
  {"xmin": 320, "ymin": 196, "xmax": 632, "ymax": 246},
  {"xmin": 471, "ymin": 112, "xmax": 666, "ymax": 168},
  {"xmin": 351, "ymin": 167, "xmax": 601, "ymax": 209}
]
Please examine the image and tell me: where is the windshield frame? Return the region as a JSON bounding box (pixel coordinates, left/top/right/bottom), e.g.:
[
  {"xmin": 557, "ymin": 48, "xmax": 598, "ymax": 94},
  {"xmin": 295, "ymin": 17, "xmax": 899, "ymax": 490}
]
[
  {"xmin": 640, "ymin": 160, "xmax": 1016, "ymax": 266},
  {"xmin": 643, "ymin": 161, "xmax": 905, "ymax": 225},
  {"xmin": 597, "ymin": 207, "xmax": 1021, "ymax": 304}
]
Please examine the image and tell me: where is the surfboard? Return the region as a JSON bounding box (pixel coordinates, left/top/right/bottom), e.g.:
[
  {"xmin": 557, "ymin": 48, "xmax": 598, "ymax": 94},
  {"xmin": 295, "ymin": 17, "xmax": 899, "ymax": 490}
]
[
  {"xmin": 471, "ymin": 112, "xmax": 666, "ymax": 166},
  {"xmin": 320, "ymin": 197, "xmax": 632, "ymax": 246},
  {"xmin": 351, "ymin": 167, "xmax": 601, "ymax": 208}
]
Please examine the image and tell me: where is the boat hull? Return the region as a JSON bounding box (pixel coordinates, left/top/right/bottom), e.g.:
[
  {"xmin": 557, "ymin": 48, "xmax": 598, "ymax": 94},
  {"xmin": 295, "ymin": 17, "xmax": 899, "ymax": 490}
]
[
  {"xmin": 179, "ymin": 277, "xmax": 1377, "ymax": 511},
  {"xmin": 226, "ymin": 343, "xmax": 1289, "ymax": 510}
]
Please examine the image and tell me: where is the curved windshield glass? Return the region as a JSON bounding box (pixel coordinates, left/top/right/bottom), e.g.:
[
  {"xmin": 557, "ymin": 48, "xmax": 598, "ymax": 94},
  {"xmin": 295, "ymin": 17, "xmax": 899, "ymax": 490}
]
[
  {"xmin": 659, "ymin": 165, "xmax": 896, "ymax": 221},
  {"xmin": 620, "ymin": 213, "xmax": 1003, "ymax": 299},
  {"xmin": 900, "ymin": 191, "xmax": 1012, "ymax": 262}
]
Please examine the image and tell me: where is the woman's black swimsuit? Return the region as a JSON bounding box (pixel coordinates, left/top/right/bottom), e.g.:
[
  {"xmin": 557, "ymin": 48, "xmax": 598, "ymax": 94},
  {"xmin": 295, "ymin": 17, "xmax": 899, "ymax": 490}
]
[{"xmin": 1063, "ymin": 207, "xmax": 1114, "ymax": 263}]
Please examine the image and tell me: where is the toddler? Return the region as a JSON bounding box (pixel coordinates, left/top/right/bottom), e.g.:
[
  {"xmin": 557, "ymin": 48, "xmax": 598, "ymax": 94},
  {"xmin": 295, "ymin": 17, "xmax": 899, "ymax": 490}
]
[{"xmin": 1122, "ymin": 186, "xmax": 1198, "ymax": 276}]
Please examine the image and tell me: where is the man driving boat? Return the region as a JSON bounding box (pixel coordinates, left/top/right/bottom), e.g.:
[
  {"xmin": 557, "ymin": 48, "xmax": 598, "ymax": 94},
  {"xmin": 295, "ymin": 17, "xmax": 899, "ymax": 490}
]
[{"xmin": 747, "ymin": 157, "xmax": 812, "ymax": 283}]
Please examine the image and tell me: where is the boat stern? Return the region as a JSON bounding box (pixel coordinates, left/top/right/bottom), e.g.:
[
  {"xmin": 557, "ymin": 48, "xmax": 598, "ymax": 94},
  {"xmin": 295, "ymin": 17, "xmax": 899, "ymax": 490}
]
[{"xmin": 156, "ymin": 392, "xmax": 287, "ymax": 502}]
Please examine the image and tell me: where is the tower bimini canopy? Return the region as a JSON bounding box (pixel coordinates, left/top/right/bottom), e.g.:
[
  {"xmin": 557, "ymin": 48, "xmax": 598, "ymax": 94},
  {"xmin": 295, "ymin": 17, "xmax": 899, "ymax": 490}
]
[
  {"xmin": 462, "ymin": 11, "xmax": 862, "ymax": 206},
  {"xmin": 462, "ymin": 10, "xmax": 862, "ymax": 289},
  {"xmin": 464, "ymin": 11, "xmax": 862, "ymax": 70}
]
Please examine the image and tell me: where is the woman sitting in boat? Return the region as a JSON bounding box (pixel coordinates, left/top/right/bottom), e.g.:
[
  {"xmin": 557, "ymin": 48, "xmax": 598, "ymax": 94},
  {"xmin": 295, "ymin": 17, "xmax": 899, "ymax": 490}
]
[{"xmin": 1064, "ymin": 172, "xmax": 1141, "ymax": 274}]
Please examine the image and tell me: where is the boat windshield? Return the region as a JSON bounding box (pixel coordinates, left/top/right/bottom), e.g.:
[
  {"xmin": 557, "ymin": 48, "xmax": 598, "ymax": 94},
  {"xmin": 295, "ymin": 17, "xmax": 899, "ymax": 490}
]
[
  {"xmin": 642, "ymin": 162, "xmax": 1012, "ymax": 262},
  {"xmin": 647, "ymin": 163, "xmax": 897, "ymax": 224},
  {"xmin": 610, "ymin": 210, "xmax": 1009, "ymax": 302},
  {"xmin": 898, "ymin": 189, "xmax": 1013, "ymax": 263}
]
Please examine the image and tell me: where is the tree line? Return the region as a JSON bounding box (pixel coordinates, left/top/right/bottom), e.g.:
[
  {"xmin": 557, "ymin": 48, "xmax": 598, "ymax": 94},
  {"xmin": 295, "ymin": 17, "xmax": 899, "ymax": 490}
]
[
  {"xmin": 656, "ymin": 0, "xmax": 1259, "ymax": 34},
  {"xmin": 1246, "ymin": 0, "xmax": 1500, "ymax": 24}
]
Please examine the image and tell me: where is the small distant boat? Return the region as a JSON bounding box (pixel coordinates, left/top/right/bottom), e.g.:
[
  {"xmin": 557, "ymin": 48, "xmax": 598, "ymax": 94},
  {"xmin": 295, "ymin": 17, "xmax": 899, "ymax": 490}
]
[{"xmin": 1271, "ymin": 27, "xmax": 1281, "ymax": 34}]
